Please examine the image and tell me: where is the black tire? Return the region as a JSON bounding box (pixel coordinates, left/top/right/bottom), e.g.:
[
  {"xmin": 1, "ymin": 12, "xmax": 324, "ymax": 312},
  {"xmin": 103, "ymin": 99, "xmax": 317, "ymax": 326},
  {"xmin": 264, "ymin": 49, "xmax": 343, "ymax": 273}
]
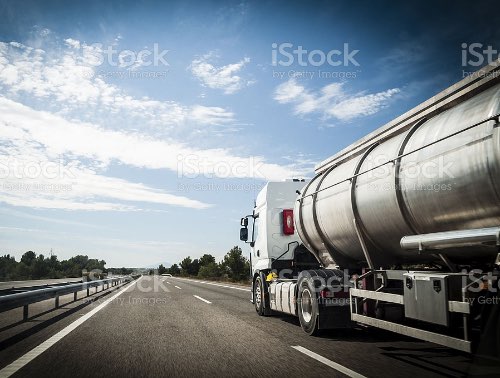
[
  {"xmin": 254, "ymin": 275, "xmax": 267, "ymax": 316},
  {"xmin": 474, "ymin": 295, "xmax": 500, "ymax": 359},
  {"xmin": 297, "ymin": 277, "xmax": 319, "ymax": 335}
]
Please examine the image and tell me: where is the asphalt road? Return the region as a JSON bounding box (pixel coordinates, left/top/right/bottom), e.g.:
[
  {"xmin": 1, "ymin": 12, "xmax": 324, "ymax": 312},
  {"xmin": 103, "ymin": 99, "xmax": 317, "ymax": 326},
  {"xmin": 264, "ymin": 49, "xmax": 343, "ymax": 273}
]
[{"xmin": 0, "ymin": 276, "xmax": 497, "ymax": 377}]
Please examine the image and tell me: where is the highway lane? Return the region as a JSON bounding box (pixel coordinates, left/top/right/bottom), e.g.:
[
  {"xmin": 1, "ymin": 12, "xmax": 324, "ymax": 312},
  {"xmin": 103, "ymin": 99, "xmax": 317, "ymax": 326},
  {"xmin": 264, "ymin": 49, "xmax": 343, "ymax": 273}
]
[
  {"xmin": 5, "ymin": 276, "xmax": 337, "ymax": 377},
  {"xmin": 0, "ymin": 276, "xmax": 494, "ymax": 377},
  {"xmin": 164, "ymin": 277, "xmax": 476, "ymax": 377},
  {"xmin": 0, "ymin": 280, "xmax": 132, "ymax": 371}
]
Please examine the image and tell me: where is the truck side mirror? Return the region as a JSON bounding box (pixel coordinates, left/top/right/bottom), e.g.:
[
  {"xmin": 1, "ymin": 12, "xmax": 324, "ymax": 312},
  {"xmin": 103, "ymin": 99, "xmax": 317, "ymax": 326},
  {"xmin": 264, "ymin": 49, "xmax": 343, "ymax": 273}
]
[
  {"xmin": 241, "ymin": 217, "xmax": 248, "ymax": 227},
  {"xmin": 240, "ymin": 227, "xmax": 249, "ymax": 242}
]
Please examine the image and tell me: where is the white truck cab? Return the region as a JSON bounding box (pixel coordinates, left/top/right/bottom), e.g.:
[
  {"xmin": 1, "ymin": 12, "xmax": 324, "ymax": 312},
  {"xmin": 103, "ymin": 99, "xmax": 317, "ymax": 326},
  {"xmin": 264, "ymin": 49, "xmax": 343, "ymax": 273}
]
[
  {"xmin": 239, "ymin": 180, "xmax": 350, "ymax": 333},
  {"xmin": 240, "ymin": 180, "xmax": 308, "ymax": 274}
]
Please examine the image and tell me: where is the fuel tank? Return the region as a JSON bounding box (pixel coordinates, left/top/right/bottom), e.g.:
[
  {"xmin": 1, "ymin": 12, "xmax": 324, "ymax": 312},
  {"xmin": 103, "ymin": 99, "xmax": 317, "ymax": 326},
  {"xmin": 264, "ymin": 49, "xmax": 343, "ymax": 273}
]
[{"xmin": 295, "ymin": 81, "xmax": 500, "ymax": 269}]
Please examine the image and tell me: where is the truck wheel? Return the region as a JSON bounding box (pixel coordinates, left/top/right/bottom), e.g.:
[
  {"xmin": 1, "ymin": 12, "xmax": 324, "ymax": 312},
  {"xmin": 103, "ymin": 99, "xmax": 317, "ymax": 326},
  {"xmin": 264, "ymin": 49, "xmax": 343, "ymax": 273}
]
[
  {"xmin": 254, "ymin": 276, "xmax": 267, "ymax": 316},
  {"xmin": 475, "ymin": 295, "xmax": 500, "ymax": 358},
  {"xmin": 298, "ymin": 278, "xmax": 319, "ymax": 335}
]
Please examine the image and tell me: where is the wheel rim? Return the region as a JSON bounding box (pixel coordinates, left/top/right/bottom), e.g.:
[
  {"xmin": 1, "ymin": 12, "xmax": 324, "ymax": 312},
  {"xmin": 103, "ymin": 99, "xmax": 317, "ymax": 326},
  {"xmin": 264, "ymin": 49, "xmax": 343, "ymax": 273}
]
[
  {"xmin": 255, "ymin": 281, "xmax": 262, "ymax": 309},
  {"xmin": 301, "ymin": 288, "xmax": 313, "ymax": 323}
]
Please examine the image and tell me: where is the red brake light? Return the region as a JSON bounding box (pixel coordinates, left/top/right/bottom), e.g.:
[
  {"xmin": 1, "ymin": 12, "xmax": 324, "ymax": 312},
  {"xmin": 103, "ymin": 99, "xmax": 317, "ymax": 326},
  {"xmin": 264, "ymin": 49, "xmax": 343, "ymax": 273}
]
[{"xmin": 282, "ymin": 209, "xmax": 294, "ymax": 235}]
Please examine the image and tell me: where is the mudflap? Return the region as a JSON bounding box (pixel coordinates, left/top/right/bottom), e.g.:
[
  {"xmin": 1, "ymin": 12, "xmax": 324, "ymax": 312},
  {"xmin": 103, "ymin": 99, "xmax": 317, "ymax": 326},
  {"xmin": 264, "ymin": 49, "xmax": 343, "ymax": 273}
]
[{"xmin": 317, "ymin": 303, "xmax": 353, "ymax": 330}]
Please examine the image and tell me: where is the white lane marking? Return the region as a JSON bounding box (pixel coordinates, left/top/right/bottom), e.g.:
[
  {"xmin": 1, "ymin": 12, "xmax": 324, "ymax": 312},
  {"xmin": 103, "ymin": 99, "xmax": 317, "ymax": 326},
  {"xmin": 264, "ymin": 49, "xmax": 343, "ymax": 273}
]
[
  {"xmin": 174, "ymin": 285, "xmax": 182, "ymax": 290},
  {"xmin": 291, "ymin": 346, "xmax": 366, "ymax": 378},
  {"xmin": 193, "ymin": 295, "xmax": 212, "ymax": 304},
  {"xmin": 165, "ymin": 281, "xmax": 171, "ymax": 285},
  {"xmin": 0, "ymin": 277, "xmax": 142, "ymax": 378},
  {"xmin": 174, "ymin": 277, "xmax": 251, "ymax": 292}
]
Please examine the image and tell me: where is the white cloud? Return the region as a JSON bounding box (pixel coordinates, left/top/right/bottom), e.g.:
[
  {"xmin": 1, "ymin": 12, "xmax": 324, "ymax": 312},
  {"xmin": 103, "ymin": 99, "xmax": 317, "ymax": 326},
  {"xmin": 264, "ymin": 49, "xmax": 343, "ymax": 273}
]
[
  {"xmin": 190, "ymin": 53, "xmax": 253, "ymax": 94},
  {"xmin": 0, "ymin": 111, "xmax": 212, "ymax": 211},
  {"xmin": 64, "ymin": 38, "xmax": 81, "ymax": 49},
  {"xmin": 189, "ymin": 105, "xmax": 234, "ymax": 125},
  {"xmin": 274, "ymin": 79, "xmax": 400, "ymax": 122},
  {"xmin": 0, "ymin": 97, "xmax": 307, "ymax": 211},
  {"xmin": 0, "ymin": 98, "xmax": 300, "ymax": 179},
  {"xmin": 0, "ymin": 40, "xmax": 233, "ymax": 127},
  {"xmin": 0, "ymin": 36, "xmax": 311, "ymax": 212}
]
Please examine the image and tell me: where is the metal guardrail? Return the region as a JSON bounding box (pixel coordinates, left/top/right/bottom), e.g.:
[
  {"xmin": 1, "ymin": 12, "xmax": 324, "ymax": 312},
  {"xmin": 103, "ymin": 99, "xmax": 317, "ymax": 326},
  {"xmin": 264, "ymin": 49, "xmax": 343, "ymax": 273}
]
[
  {"xmin": 0, "ymin": 275, "xmax": 141, "ymax": 321},
  {"xmin": 0, "ymin": 281, "xmax": 84, "ymax": 297}
]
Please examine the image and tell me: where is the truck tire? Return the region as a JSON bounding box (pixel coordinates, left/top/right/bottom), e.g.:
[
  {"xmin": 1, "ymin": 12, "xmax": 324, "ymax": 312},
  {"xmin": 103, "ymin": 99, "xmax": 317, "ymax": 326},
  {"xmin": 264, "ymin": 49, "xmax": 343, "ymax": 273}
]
[
  {"xmin": 297, "ymin": 277, "xmax": 319, "ymax": 335},
  {"xmin": 254, "ymin": 275, "xmax": 270, "ymax": 316},
  {"xmin": 475, "ymin": 295, "xmax": 500, "ymax": 359}
]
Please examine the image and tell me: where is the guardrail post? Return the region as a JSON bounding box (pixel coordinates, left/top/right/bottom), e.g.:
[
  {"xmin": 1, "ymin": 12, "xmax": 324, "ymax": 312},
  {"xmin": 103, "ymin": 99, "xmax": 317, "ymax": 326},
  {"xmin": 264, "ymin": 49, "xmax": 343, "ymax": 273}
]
[
  {"xmin": 74, "ymin": 292, "xmax": 77, "ymax": 301},
  {"xmin": 23, "ymin": 305, "xmax": 28, "ymax": 321},
  {"xmin": 87, "ymin": 287, "xmax": 90, "ymax": 296},
  {"xmin": 55, "ymin": 295, "xmax": 59, "ymax": 308}
]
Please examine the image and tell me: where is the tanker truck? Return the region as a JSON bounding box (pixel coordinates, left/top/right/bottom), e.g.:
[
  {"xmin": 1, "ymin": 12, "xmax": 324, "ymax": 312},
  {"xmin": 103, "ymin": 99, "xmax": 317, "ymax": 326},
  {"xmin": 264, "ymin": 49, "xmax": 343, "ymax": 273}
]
[{"xmin": 239, "ymin": 59, "xmax": 500, "ymax": 354}]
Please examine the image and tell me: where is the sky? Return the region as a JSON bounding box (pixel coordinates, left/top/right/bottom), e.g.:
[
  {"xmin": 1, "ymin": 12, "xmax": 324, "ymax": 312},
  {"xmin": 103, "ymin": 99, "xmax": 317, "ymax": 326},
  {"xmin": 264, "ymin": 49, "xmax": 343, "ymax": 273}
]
[{"xmin": 0, "ymin": 0, "xmax": 499, "ymax": 268}]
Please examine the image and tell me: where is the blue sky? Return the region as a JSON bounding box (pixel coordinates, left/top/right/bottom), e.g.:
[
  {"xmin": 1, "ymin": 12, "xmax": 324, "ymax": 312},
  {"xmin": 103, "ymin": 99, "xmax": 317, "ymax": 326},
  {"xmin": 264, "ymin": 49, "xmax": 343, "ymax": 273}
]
[{"xmin": 0, "ymin": 0, "xmax": 498, "ymax": 267}]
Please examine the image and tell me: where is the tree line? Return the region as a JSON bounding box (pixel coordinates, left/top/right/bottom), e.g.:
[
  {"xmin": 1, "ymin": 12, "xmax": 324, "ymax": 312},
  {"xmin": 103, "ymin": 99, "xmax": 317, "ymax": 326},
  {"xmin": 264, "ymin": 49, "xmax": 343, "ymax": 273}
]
[
  {"xmin": 0, "ymin": 251, "xmax": 132, "ymax": 281},
  {"xmin": 156, "ymin": 246, "xmax": 250, "ymax": 282},
  {"xmin": 1, "ymin": 246, "xmax": 250, "ymax": 282}
]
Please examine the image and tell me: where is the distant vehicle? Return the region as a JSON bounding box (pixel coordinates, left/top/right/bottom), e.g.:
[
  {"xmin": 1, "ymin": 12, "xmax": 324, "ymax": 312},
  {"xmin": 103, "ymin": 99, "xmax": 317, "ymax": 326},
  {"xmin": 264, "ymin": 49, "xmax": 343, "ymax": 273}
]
[
  {"xmin": 240, "ymin": 59, "xmax": 500, "ymax": 355},
  {"xmin": 161, "ymin": 273, "xmax": 172, "ymax": 277}
]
